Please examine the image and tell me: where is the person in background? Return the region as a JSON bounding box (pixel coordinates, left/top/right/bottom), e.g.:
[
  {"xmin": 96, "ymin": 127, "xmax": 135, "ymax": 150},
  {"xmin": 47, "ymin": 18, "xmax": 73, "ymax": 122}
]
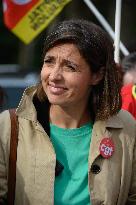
[
  {"xmin": 122, "ymin": 52, "xmax": 136, "ymax": 85},
  {"xmin": 0, "ymin": 19, "xmax": 136, "ymax": 205},
  {"xmin": 121, "ymin": 52, "xmax": 136, "ymax": 119},
  {"xmin": 0, "ymin": 86, "xmax": 6, "ymax": 112}
]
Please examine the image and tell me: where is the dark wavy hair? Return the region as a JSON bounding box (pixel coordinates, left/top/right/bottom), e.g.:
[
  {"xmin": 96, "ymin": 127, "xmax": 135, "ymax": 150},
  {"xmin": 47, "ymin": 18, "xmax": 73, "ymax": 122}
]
[{"xmin": 36, "ymin": 19, "xmax": 122, "ymax": 120}]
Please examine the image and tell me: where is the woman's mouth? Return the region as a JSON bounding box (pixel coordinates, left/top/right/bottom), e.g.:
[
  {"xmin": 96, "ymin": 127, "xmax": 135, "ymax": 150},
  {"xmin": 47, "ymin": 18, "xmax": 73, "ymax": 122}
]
[{"xmin": 48, "ymin": 84, "xmax": 67, "ymax": 95}]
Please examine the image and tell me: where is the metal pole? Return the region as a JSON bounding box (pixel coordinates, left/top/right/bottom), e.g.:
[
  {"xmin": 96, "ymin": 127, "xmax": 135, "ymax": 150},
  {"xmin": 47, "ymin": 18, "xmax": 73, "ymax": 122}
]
[
  {"xmin": 114, "ymin": 0, "xmax": 122, "ymax": 63},
  {"xmin": 83, "ymin": 0, "xmax": 129, "ymax": 57}
]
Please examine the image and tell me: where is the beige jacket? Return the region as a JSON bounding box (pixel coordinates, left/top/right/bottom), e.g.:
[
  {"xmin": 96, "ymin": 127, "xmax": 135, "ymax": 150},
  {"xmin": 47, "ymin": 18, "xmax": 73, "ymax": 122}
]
[{"xmin": 0, "ymin": 86, "xmax": 136, "ymax": 205}]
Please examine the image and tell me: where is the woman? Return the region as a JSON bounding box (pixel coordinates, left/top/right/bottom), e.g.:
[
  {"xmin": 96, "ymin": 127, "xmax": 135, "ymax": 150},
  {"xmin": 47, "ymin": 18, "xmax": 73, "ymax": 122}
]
[{"xmin": 0, "ymin": 19, "xmax": 136, "ymax": 205}]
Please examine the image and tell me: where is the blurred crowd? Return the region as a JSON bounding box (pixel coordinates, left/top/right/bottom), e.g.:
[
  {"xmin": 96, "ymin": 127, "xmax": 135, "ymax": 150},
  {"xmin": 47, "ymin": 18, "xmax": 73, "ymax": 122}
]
[{"xmin": 121, "ymin": 52, "xmax": 136, "ymax": 119}]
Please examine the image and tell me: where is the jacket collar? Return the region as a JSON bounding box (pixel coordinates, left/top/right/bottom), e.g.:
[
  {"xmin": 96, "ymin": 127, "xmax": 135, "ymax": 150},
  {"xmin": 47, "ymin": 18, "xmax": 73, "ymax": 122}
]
[
  {"xmin": 16, "ymin": 86, "xmax": 124, "ymax": 131},
  {"xmin": 16, "ymin": 86, "xmax": 38, "ymax": 122},
  {"xmin": 16, "ymin": 86, "xmax": 50, "ymax": 134},
  {"xmin": 106, "ymin": 113, "xmax": 124, "ymax": 128},
  {"xmin": 16, "ymin": 86, "xmax": 124, "ymax": 127}
]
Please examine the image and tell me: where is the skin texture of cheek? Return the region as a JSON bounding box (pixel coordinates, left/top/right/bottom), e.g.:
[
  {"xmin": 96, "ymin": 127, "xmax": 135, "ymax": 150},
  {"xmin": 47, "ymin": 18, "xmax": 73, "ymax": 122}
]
[{"xmin": 41, "ymin": 67, "xmax": 48, "ymax": 82}]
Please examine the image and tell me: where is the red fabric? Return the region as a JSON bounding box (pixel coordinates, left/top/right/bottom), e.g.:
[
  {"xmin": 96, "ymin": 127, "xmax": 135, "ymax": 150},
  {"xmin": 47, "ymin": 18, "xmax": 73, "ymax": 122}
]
[
  {"xmin": 3, "ymin": 0, "xmax": 39, "ymax": 29},
  {"xmin": 121, "ymin": 84, "xmax": 136, "ymax": 120}
]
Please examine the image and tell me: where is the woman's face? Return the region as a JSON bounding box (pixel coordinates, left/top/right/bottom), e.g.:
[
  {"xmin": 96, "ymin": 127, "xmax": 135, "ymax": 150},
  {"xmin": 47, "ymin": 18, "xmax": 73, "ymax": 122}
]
[{"xmin": 41, "ymin": 43, "xmax": 100, "ymax": 108}]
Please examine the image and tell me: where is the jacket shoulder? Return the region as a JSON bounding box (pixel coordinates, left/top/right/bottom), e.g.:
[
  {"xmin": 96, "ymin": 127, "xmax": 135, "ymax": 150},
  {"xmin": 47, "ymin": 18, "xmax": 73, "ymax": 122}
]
[
  {"xmin": 117, "ymin": 110, "xmax": 136, "ymax": 136},
  {"xmin": 118, "ymin": 109, "xmax": 135, "ymax": 125}
]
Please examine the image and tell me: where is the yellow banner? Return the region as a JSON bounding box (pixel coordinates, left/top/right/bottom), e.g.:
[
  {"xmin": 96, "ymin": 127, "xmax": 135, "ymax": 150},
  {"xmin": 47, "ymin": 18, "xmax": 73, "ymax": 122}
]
[{"xmin": 12, "ymin": 0, "xmax": 71, "ymax": 44}]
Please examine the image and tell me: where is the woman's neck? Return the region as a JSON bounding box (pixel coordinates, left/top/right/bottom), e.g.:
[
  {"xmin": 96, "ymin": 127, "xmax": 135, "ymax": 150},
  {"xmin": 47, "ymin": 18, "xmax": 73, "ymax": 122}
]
[{"xmin": 49, "ymin": 105, "xmax": 91, "ymax": 129}]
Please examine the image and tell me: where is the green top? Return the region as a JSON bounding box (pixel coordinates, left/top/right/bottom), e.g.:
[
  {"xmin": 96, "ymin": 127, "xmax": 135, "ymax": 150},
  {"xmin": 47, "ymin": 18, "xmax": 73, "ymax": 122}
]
[{"xmin": 50, "ymin": 122, "xmax": 93, "ymax": 205}]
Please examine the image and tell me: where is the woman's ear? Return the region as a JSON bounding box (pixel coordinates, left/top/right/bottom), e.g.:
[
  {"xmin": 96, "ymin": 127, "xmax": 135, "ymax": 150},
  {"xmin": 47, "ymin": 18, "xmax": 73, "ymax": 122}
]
[{"xmin": 91, "ymin": 67, "xmax": 105, "ymax": 85}]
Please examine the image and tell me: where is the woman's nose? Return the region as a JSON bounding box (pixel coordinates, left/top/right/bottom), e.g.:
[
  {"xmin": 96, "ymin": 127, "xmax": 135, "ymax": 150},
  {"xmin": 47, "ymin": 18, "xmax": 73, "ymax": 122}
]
[{"xmin": 49, "ymin": 66, "xmax": 62, "ymax": 81}]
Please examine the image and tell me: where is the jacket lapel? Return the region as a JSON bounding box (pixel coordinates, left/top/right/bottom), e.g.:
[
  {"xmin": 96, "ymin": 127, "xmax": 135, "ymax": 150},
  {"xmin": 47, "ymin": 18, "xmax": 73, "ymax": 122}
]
[
  {"xmin": 88, "ymin": 120, "xmax": 106, "ymax": 169},
  {"xmin": 88, "ymin": 114, "xmax": 124, "ymax": 169}
]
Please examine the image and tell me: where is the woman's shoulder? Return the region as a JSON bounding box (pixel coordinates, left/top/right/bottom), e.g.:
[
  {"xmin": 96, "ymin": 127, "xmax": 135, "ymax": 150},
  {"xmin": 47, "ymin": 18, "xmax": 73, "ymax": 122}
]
[
  {"xmin": 118, "ymin": 109, "xmax": 136, "ymax": 126},
  {"xmin": 116, "ymin": 109, "xmax": 136, "ymax": 137},
  {"xmin": 105, "ymin": 109, "xmax": 136, "ymax": 139}
]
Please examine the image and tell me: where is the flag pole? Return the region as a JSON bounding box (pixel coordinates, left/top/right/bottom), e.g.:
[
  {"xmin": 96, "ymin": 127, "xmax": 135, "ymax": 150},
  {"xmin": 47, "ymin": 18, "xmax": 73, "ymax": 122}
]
[
  {"xmin": 114, "ymin": 0, "xmax": 122, "ymax": 63},
  {"xmin": 83, "ymin": 0, "xmax": 129, "ymax": 57}
]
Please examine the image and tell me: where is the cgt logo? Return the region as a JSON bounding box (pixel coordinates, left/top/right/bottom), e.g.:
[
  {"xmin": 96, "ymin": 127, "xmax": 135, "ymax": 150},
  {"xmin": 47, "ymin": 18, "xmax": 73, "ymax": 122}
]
[
  {"xmin": 99, "ymin": 137, "xmax": 114, "ymax": 159},
  {"xmin": 100, "ymin": 144, "xmax": 113, "ymax": 156},
  {"xmin": 12, "ymin": 0, "xmax": 32, "ymax": 5}
]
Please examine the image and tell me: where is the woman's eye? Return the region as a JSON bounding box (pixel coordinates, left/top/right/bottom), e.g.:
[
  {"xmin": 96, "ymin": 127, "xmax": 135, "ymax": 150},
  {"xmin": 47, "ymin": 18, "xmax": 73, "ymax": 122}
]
[
  {"xmin": 44, "ymin": 59, "xmax": 52, "ymax": 63},
  {"xmin": 67, "ymin": 65, "xmax": 76, "ymax": 71},
  {"xmin": 65, "ymin": 63, "xmax": 77, "ymax": 72}
]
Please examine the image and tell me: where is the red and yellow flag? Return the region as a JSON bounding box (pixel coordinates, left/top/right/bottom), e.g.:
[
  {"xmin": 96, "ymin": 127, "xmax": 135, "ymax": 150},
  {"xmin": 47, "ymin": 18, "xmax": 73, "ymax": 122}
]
[{"xmin": 3, "ymin": 0, "xmax": 71, "ymax": 44}]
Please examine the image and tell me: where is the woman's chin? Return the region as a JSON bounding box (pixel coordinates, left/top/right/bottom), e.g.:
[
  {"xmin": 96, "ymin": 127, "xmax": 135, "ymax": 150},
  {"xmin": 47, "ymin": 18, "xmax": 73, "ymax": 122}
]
[{"xmin": 47, "ymin": 97, "xmax": 65, "ymax": 106}]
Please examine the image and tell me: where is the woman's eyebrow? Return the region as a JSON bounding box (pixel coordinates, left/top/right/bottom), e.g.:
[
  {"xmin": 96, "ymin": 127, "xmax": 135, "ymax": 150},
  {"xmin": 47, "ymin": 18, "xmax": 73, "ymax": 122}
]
[{"xmin": 44, "ymin": 55, "xmax": 54, "ymax": 60}]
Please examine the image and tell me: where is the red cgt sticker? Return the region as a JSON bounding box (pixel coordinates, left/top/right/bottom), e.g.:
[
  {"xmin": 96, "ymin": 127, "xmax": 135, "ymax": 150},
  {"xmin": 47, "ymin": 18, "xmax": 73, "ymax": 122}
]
[{"xmin": 99, "ymin": 138, "xmax": 114, "ymax": 159}]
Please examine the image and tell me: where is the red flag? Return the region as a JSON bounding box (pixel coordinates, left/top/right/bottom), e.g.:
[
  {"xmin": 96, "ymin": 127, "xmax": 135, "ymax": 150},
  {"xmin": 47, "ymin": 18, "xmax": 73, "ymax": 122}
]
[
  {"xmin": 3, "ymin": 0, "xmax": 39, "ymax": 29},
  {"xmin": 2, "ymin": 0, "xmax": 72, "ymax": 44}
]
